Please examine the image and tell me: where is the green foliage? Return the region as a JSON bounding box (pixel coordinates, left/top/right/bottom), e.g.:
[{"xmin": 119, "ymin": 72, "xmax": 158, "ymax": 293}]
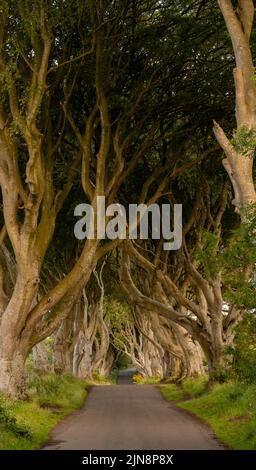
[
  {"xmin": 193, "ymin": 231, "xmax": 221, "ymax": 279},
  {"xmin": 221, "ymin": 209, "xmax": 256, "ymax": 308},
  {"xmin": 29, "ymin": 373, "xmax": 61, "ymax": 399},
  {"xmin": 0, "ymin": 370, "xmax": 87, "ymax": 450},
  {"xmin": 177, "ymin": 165, "xmax": 200, "ymax": 200},
  {"xmin": 132, "ymin": 373, "xmax": 160, "ymax": 384},
  {"xmin": 232, "ymin": 126, "xmax": 256, "ymax": 158},
  {"xmin": 27, "ymin": 370, "xmax": 87, "ymax": 410},
  {"xmin": 0, "ymin": 396, "xmax": 32, "ymax": 439},
  {"xmin": 91, "ymin": 371, "xmax": 110, "ymax": 384},
  {"xmin": 115, "ymin": 353, "xmax": 133, "ymax": 371},
  {"xmin": 182, "ymin": 375, "xmax": 208, "ymax": 398},
  {"xmin": 162, "ymin": 380, "xmax": 256, "ymax": 449},
  {"xmin": 179, "ymin": 382, "xmax": 256, "ymax": 450},
  {"xmin": 104, "ymin": 295, "xmax": 134, "ymax": 353},
  {"xmin": 229, "ymin": 313, "xmax": 256, "ymax": 384},
  {"xmin": 92, "ymin": 370, "xmax": 118, "ymax": 385},
  {"xmin": 108, "ymin": 369, "xmax": 119, "ymax": 384},
  {"xmin": 192, "ymin": 208, "xmax": 256, "ymax": 308},
  {"xmin": 160, "ymin": 376, "xmax": 208, "ymax": 402},
  {"xmin": 160, "ymin": 384, "xmax": 184, "ymax": 402}
]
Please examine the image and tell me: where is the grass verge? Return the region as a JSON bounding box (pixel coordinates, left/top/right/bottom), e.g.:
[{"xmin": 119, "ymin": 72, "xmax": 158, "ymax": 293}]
[
  {"xmin": 0, "ymin": 370, "xmax": 87, "ymax": 450},
  {"xmin": 132, "ymin": 373, "xmax": 161, "ymax": 384},
  {"xmin": 92, "ymin": 369, "xmax": 119, "ymax": 385},
  {"xmin": 160, "ymin": 379, "xmax": 256, "ymax": 450}
]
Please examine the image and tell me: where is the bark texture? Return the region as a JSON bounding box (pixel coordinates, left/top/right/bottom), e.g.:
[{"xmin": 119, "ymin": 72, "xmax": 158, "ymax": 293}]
[{"xmin": 214, "ymin": 0, "xmax": 256, "ymax": 210}]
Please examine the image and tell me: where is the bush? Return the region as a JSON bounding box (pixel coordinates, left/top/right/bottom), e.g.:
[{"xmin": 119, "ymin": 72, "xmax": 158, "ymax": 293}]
[
  {"xmin": 160, "ymin": 384, "xmax": 184, "ymax": 401},
  {"xmin": 29, "ymin": 374, "xmax": 61, "ymax": 398},
  {"xmin": 230, "ymin": 313, "xmax": 256, "ymax": 384},
  {"xmin": 0, "ymin": 370, "xmax": 87, "ymax": 450},
  {"xmin": 108, "ymin": 369, "xmax": 119, "ymax": 384},
  {"xmin": 179, "ymin": 382, "xmax": 256, "ymax": 450},
  {"xmin": 92, "ymin": 371, "xmax": 109, "ymax": 384},
  {"xmin": 182, "ymin": 376, "xmax": 208, "ymax": 397},
  {"xmin": 161, "ymin": 380, "xmax": 256, "ymax": 449},
  {"xmin": 132, "ymin": 373, "xmax": 160, "ymax": 384},
  {"xmin": 115, "ymin": 353, "xmax": 133, "ymax": 371},
  {"xmin": 0, "ymin": 396, "xmax": 32, "ymax": 439},
  {"xmin": 92, "ymin": 370, "xmax": 119, "ymax": 384},
  {"xmin": 27, "ymin": 370, "xmax": 87, "ymax": 409}
]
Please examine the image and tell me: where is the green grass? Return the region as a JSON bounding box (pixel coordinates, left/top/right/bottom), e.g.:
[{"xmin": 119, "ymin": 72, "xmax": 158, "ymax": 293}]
[
  {"xmin": 161, "ymin": 379, "xmax": 256, "ymax": 450},
  {"xmin": 108, "ymin": 369, "xmax": 119, "ymax": 384},
  {"xmin": 182, "ymin": 375, "xmax": 208, "ymax": 398},
  {"xmin": 132, "ymin": 373, "xmax": 161, "ymax": 384},
  {"xmin": 159, "ymin": 383, "xmax": 185, "ymax": 401},
  {"xmin": 0, "ymin": 370, "xmax": 87, "ymax": 450},
  {"xmin": 92, "ymin": 369, "xmax": 119, "ymax": 384}
]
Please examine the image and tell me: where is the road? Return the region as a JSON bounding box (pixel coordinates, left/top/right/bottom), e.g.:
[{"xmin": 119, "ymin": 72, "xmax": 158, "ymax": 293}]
[{"xmin": 43, "ymin": 370, "xmax": 224, "ymax": 450}]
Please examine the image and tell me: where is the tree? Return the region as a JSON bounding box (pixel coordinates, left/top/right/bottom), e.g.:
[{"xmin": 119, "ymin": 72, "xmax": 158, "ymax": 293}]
[
  {"xmin": 1, "ymin": 0, "xmax": 190, "ymax": 395},
  {"xmin": 0, "ymin": 0, "xmax": 251, "ymax": 396},
  {"xmin": 119, "ymin": 173, "xmax": 241, "ymax": 382},
  {"xmin": 214, "ymin": 0, "xmax": 256, "ymax": 211}
]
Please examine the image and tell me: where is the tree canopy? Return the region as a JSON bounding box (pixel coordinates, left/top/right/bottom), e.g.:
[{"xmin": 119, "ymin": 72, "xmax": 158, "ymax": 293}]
[{"xmin": 0, "ymin": 0, "xmax": 255, "ymax": 397}]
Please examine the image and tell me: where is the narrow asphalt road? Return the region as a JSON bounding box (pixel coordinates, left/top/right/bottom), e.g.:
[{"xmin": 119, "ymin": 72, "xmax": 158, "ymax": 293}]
[{"xmin": 43, "ymin": 370, "xmax": 224, "ymax": 450}]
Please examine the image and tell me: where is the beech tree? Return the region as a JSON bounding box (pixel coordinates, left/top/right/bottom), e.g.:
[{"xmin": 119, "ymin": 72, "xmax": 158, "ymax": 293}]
[
  {"xmin": 0, "ymin": 0, "xmax": 253, "ymax": 396},
  {"xmin": 1, "ymin": 0, "xmax": 204, "ymax": 396},
  {"xmin": 214, "ymin": 0, "xmax": 256, "ymax": 211},
  {"xmin": 119, "ymin": 172, "xmax": 242, "ymax": 382}
]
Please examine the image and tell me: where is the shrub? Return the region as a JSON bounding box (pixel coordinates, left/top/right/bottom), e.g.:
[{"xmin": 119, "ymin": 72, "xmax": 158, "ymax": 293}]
[
  {"xmin": 91, "ymin": 370, "xmax": 119, "ymax": 384},
  {"xmin": 160, "ymin": 384, "xmax": 184, "ymax": 401},
  {"xmin": 0, "ymin": 396, "xmax": 32, "ymax": 439},
  {"xmin": 230, "ymin": 313, "xmax": 256, "ymax": 384},
  {"xmin": 132, "ymin": 373, "xmax": 160, "ymax": 384},
  {"xmin": 27, "ymin": 370, "xmax": 62, "ymax": 404},
  {"xmin": 182, "ymin": 376, "xmax": 208, "ymax": 397},
  {"xmin": 92, "ymin": 371, "xmax": 109, "ymax": 384},
  {"xmin": 27, "ymin": 370, "xmax": 87, "ymax": 409}
]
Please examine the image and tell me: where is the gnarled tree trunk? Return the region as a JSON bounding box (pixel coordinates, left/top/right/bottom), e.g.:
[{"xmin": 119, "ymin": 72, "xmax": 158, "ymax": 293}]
[
  {"xmin": 33, "ymin": 341, "xmax": 51, "ymax": 372},
  {"xmin": 214, "ymin": 0, "xmax": 256, "ymax": 211}
]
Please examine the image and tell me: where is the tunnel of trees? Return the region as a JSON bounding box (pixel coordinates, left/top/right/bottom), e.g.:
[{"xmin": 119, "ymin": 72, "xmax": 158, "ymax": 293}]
[{"xmin": 0, "ymin": 0, "xmax": 256, "ymax": 398}]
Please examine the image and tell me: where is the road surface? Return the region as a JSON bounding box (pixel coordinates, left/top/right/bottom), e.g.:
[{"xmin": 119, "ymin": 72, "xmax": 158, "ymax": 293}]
[{"xmin": 43, "ymin": 370, "xmax": 224, "ymax": 450}]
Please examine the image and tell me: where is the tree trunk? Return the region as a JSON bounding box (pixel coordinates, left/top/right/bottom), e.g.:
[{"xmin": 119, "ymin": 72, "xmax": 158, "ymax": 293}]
[
  {"xmin": 97, "ymin": 348, "xmax": 114, "ymax": 377},
  {"xmin": 0, "ymin": 240, "xmax": 99, "ymax": 397},
  {"xmin": 170, "ymin": 356, "xmax": 184, "ymax": 381},
  {"xmin": 33, "ymin": 341, "xmax": 51, "ymax": 372},
  {"xmin": 214, "ymin": 0, "xmax": 256, "ymax": 211},
  {"xmin": 207, "ymin": 354, "xmax": 226, "ymax": 386},
  {"xmin": 174, "ymin": 325, "xmax": 204, "ymax": 379},
  {"xmin": 185, "ymin": 340, "xmax": 204, "ymax": 378},
  {"xmin": 53, "ymin": 314, "xmax": 75, "ymax": 374},
  {"xmin": 0, "ymin": 340, "xmax": 28, "ymax": 398},
  {"xmin": 197, "ymin": 323, "xmax": 226, "ymax": 386},
  {"xmin": 0, "ymin": 274, "xmax": 38, "ymax": 397},
  {"xmin": 73, "ymin": 331, "xmax": 93, "ymax": 380}
]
